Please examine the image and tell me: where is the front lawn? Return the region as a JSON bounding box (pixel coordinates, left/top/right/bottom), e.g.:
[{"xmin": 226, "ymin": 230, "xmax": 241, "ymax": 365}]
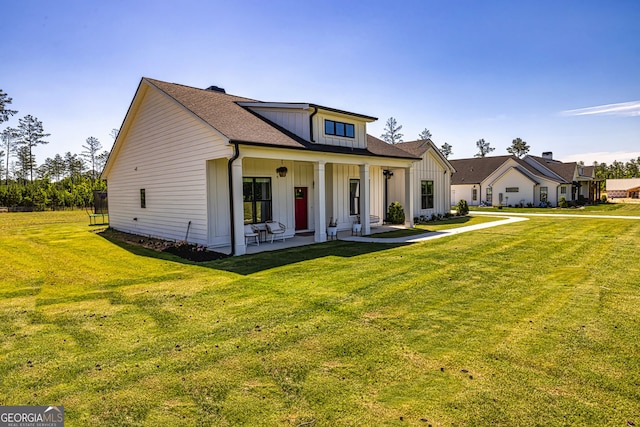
[
  {"xmin": 369, "ymin": 215, "xmax": 503, "ymax": 238},
  {"xmin": 470, "ymin": 202, "xmax": 640, "ymax": 216},
  {"xmin": 1, "ymin": 211, "xmax": 639, "ymax": 426}
]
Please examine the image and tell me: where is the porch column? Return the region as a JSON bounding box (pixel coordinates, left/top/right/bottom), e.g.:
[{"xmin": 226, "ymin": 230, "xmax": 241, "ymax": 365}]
[
  {"xmin": 405, "ymin": 165, "xmax": 414, "ymax": 227},
  {"xmin": 231, "ymin": 158, "xmax": 246, "ymax": 255},
  {"xmin": 359, "ymin": 163, "xmax": 371, "ymax": 235},
  {"xmin": 314, "ymin": 161, "xmax": 327, "ymax": 242}
]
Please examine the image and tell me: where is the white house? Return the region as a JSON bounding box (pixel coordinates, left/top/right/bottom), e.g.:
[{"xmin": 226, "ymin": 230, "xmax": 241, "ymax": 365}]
[
  {"xmin": 102, "ymin": 78, "xmax": 454, "ymax": 255},
  {"xmin": 449, "ymin": 152, "xmax": 598, "ymax": 207}
]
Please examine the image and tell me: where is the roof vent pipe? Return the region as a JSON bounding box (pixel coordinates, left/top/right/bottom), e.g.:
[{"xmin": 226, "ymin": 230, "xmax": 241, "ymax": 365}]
[{"xmin": 206, "ymin": 85, "xmax": 226, "ymax": 93}]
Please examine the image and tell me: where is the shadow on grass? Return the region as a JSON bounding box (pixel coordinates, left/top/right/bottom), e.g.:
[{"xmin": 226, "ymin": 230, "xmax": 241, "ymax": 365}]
[{"xmin": 98, "ymin": 231, "xmax": 408, "ymax": 275}]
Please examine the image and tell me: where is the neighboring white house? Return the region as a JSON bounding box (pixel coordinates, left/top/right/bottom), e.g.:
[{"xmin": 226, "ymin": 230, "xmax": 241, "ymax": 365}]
[
  {"xmin": 395, "ymin": 140, "xmax": 454, "ymax": 218},
  {"xmin": 102, "ymin": 78, "xmax": 454, "ymax": 255},
  {"xmin": 449, "ymin": 152, "xmax": 598, "ymax": 207}
]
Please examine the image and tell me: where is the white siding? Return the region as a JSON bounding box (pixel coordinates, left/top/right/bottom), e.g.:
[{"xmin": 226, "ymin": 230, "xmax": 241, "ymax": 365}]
[
  {"xmin": 491, "ymin": 170, "xmax": 536, "ymax": 206},
  {"xmin": 369, "ymin": 166, "xmax": 384, "ymax": 221},
  {"xmin": 451, "ymin": 185, "xmax": 475, "ymax": 206},
  {"xmin": 207, "ymin": 158, "xmax": 230, "ymax": 246},
  {"xmin": 248, "ymin": 107, "xmax": 309, "ymax": 140},
  {"xmin": 106, "ymin": 88, "xmax": 232, "ymax": 246},
  {"xmin": 312, "ymin": 112, "xmax": 367, "ymax": 149},
  {"xmin": 413, "ymin": 150, "xmax": 451, "ymax": 217}
]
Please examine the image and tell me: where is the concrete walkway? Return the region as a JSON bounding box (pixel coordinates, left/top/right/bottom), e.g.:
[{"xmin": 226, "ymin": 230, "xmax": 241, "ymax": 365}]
[
  {"xmin": 470, "ymin": 210, "xmax": 640, "ymax": 220},
  {"xmin": 341, "ymin": 215, "xmax": 529, "ymax": 244}
]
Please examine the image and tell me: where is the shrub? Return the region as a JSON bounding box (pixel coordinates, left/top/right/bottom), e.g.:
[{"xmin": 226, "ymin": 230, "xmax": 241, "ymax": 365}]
[
  {"xmin": 456, "ymin": 199, "xmax": 469, "ymax": 216},
  {"xmin": 558, "ymin": 196, "xmax": 568, "ymax": 208},
  {"xmin": 601, "ymin": 195, "xmax": 607, "ymax": 203},
  {"xmin": 387, "ymin": 202, "xmax": 405, "ymax": 224}
]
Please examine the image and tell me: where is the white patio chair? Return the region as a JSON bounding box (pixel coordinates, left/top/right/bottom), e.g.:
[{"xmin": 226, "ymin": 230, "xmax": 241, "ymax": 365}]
[
  {"xmin": 244, "ymin": 224, "xmax": 260, "ymax": 246},
  {"xmin": 265, "ymin": 221, "xmax": 286, "ymax": 243}
]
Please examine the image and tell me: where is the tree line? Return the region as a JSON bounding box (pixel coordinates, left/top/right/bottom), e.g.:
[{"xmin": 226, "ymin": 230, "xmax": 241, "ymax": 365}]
[{"xmin": 0, "ymin": 88, "xmax": 110, "ymax": 210}]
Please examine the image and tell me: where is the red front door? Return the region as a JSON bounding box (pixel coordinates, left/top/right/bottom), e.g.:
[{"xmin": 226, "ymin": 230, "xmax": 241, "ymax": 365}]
[{"xmin": 294, "ymin": 187, "xmax": 308, "ymax": 230}]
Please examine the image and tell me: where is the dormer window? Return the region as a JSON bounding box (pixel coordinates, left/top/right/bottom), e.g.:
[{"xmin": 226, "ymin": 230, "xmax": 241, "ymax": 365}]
[{"xmin": 325, "ymin": 119, "xmax": 355, "ymax": 138}]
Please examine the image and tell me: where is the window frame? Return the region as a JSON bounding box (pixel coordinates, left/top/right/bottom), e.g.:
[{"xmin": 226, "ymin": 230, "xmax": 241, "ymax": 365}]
[
  {"xmin": 486, "ymin": 187, "xmax": 492, "ymax": 205},
  {"xmin": 540, "ymin": 186, "xmax": 548, "ymax": 202},
  {"xmin": 243, "ymin": 177, "xmax": 273, "ymax": 224},
  {"xmin": 472, "ymin": 188, "xmax": 478, "ymax": 201},
  {"xmin": 140, "ymin": 189, "xmax": 146, "ymax": 209},
  {"xmin": 324, "ymin": 119, "xmax": 355, "ymax": 139},
  {"xmin": 421, "ymin": 180, "xmax": 434, "ymax": 209},
  {"xmin": 349, "ymin": 178, "xmax": 360, "ymax": 215},
  {"xmin": 505, "ymin": 187, "xmax": 519, "ymax": 193}
]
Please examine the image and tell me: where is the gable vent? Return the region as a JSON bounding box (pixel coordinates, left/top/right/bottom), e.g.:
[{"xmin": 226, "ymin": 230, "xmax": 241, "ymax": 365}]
[{"xmin": 206, "ymin": 85, "xmax": 226, "ymax": 93}]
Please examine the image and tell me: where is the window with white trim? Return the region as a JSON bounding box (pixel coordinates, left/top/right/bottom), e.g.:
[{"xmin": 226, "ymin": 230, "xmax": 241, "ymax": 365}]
[
  {"xmin": 421, "ymin": 180, "xmax": 434, "ymax": 209},
  {"xmin": 349, "ymin": 179, "xmax": 360, "ymax": 215}
]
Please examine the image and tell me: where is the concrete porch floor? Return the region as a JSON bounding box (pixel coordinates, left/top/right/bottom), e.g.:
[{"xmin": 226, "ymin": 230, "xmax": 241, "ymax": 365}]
[{"xmin": 215, "ymin": 225, "xmax": 403, "ymax": 255}]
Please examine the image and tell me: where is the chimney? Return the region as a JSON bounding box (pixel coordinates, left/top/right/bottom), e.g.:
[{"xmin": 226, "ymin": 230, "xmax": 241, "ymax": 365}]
[
  {"xmin": 206, "ymin": 85, "xmax": 226, "ymax": 93},
  {"xmin": 542, "ymin": 152, "xmax": 553, "ymax": 160}
]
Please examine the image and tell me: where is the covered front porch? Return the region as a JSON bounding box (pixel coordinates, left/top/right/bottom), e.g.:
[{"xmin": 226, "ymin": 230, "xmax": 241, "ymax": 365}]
[{"xmin": 207, "ymin": 145, "xmax": 415, "ymax": 256}]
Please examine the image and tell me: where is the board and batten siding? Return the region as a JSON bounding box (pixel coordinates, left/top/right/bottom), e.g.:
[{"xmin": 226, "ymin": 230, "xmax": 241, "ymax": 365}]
[
  {"xmin": 325, "ymin": 164, "xmax": 384, "ymax": 231},
  {"xmin": 312, "ymin": 112, "xmax": 367, "ymax": 150},
  {"xmin": 412, "ymin": 150, "xmax": 451, "ymax": 216},
  {"xmin": 248, "ymin": 107, "xmax": 310, "ymax": 141},
  {"xmin": 107, "ymin": 87, "xmax": 232, "ymax": 246}
]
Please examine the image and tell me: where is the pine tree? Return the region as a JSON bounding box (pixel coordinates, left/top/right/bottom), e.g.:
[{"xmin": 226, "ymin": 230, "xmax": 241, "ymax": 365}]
[
  {"xmin": 418, "ymin": 128, "xmax": 432, "ymax": 141},
  {"xmin": 380, "ymin": 117, "xmax": 404, "ymax": 144},
  {"xmin": 474, "ymin": 139, "xmax": 495, "ymax": 158},
  {"xmin": 16, "ymin": 115, "xmax": 50, "ymax": 182}
]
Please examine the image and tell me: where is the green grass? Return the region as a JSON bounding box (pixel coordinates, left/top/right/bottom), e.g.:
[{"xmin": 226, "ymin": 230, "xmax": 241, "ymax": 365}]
[
  {"xmin": 469, "ymin": 202, "xmax": 640, "ymax": 216},
  {"xmin": 1, "ymin": 210, "xmax": 639, "ymax": 426},
  {"xmin": 369, "ymin": 216, "xmax": 503, "ymax": 238}
]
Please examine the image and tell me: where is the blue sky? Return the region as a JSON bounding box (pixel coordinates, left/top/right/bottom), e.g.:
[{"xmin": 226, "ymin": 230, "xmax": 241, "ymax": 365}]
[{"xmin": 2, "ymin": 0, "xmax": 639, "ymax": 165}]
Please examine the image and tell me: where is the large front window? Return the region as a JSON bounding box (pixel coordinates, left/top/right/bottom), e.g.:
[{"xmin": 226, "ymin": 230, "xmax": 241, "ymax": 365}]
[
  {"xmin": 349, "ymin": 179, "xmax": 360, "ymax": 215},
  {"xmin": 486, "ymin": 187, "xmax": 492, "ymax": 204},
  {"xmin": 421, "ymin": 180, "xmax": 434, "ymax": 209},
  {"xmin": 243, "ymin": 177, "xmax": 272, "ymax": 224}
]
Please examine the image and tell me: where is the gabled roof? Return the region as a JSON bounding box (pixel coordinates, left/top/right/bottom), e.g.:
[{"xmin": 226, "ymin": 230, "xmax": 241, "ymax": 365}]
[
  {"xmin": 145, "ymin": 78, "xmax": 304, "ymax": 148},
  {"xmin": 449, "ymin": 156, "xmax": 515, "ymax": 184},
  {"xmin": 144, "ymin": 78, "xmax": 416, "ymax": 159},
  {"xmin": 395, "ymin": 139, "xmax": 456, "ymax": 172},
  {"xmin": 526, "ymin": 155, "xmax": 576, "ymax": 182},
  {"xmin": 488, "ymin": 165, "xmax": 540, "ymax": 186}
]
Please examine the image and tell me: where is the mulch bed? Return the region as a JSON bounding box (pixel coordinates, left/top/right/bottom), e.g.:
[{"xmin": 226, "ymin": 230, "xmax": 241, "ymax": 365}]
[{"xmin": 99, "ymin": 228, "xmax": 228, "ymax": 262}]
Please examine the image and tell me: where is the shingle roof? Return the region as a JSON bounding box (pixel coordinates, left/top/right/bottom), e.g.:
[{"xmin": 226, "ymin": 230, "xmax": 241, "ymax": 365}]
[
  {"xmin": 449, "ymin": 156, "xmax": 515, "ymax": 184},
  {"xmin": 146, "ymin": 78, "xmax": 305, "ymax": 148},
  {"xmin": 394, "ymin": 140, "xmax": 431, "ymax": 157},
  {"xmin": 145, "ymin": 78, "xmax": 417, "ymax": 160},
  {"xmin": 527, "ymin": 155, "xmax": 576, "ymax": 182}
]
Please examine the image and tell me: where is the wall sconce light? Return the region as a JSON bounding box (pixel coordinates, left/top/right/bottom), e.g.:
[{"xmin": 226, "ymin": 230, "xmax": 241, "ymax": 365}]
[
  {"xmin": 276, "ymin": 166, "xmax": 288, "ymax": 177},
  {"xmin": 383, "ymin": 169, "xmax": 394, "ymax": 179}
]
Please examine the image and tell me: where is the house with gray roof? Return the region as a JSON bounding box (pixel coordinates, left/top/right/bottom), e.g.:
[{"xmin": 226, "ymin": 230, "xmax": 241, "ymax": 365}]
[
  {"xmin": 102, "ymin": 78, "xmax": 455, "ymax": 255},
  {"xmin": 449, "ymin": 152, "xmax": 597, "ymax": 207}
]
